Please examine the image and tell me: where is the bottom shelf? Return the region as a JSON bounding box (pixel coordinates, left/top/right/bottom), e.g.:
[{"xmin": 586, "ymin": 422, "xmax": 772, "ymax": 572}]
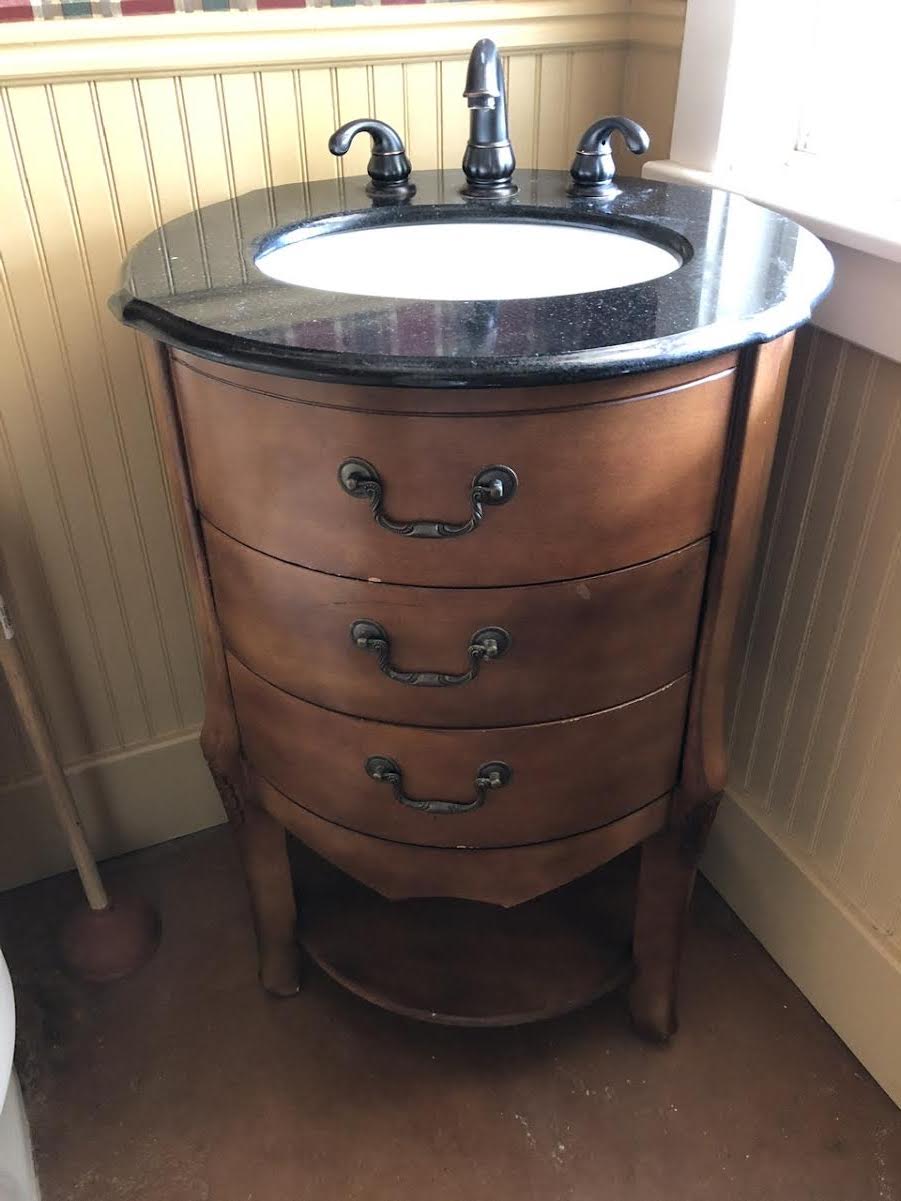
[{"xmin": 291, "ymin": 840, "xmax": 638, "ymax": 1027}]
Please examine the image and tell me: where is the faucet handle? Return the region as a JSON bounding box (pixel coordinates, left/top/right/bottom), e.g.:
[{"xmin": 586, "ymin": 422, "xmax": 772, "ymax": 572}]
[
  {"xmin": 328, "ymin": 119, "xmax": 415, "ymax": 200},
  {"xmin": 568, "ymin": 116, "xmax": 649, "ymax": 196}
]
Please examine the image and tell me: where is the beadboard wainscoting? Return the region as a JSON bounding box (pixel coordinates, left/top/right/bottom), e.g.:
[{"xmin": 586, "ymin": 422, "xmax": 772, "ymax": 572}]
[
  {"xmin": 0, "ymin": 0, "xmax": 685, "ymax": 889},
  {"xmin": 704, "ymin": 326, "xmax": 901, "ymax": 1106}
]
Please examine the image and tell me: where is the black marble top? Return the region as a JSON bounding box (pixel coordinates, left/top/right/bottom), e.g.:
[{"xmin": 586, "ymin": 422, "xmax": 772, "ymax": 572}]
[{"xmin": 110, "ymin": 170, "xmax": 833, "ymax": 388}]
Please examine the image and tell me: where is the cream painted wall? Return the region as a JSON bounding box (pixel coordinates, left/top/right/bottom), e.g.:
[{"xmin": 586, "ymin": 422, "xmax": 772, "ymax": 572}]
[
  {"xmin": 731, "ymin": 329, "xmax": 901, "ymax": 951},
  {"xmin": 0, "ymin": 0, "xmax": 685, "ymax": 889},
  {"xmin": 705, "ymin": 327, "xmax": 901, "ymax": 1105}
]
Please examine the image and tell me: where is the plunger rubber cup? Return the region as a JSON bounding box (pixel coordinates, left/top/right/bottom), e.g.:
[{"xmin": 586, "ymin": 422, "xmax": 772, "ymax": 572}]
[{"xmin": 59, "ymin": 892, "xmax": 161, "ymax": 983}]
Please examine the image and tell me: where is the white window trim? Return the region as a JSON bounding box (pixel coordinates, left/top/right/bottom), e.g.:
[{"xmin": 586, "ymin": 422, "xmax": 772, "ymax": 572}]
[{"xmin": 643, "ymin": 0, "xmax": 901, "ymax": 363}]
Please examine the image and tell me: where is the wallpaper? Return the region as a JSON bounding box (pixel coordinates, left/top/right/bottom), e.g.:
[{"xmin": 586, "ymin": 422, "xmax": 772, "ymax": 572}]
[{"xmin": 0, "ymin": 0, "xmax": 472, "ymax": 23}]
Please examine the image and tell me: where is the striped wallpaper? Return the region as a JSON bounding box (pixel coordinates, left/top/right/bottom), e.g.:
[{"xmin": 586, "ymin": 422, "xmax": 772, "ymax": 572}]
[{"xmin": 1, "ymin": 0, "xmax": 471, "ymax": 24}]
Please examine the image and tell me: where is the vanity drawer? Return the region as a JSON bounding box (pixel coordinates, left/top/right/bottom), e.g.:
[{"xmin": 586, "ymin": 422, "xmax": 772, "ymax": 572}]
[
  {"xmin": 256, "ymin": 774, "xmax": 669, "ymax": 907},
  {"xmin": 229, "ymin": 653, "xmax": 690, "ymax": 848},
  {"xmin": 176, "ymin": 359, "xmax": 733, "ymax": 585},
  {"xmin": 207, "ymin": 521, "xmax": 707, "ymax": 725}
]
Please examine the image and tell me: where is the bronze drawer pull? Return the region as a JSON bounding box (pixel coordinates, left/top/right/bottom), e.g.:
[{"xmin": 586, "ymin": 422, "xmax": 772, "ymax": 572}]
[
  {"xmin": 350, "ymin": 620, "xmax": 511, "ymax": 687},
  {"xmin": 364, "ymin": 756, "xmax": 512, "ymax": 815},
  {"xmin": 337, "ymin": 458, "xmax": 517, "ymax": 539}
]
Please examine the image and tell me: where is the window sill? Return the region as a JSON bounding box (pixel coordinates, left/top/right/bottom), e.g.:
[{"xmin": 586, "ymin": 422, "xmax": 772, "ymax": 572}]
[{"xmin": 644, "ymin": 158, "xmax": 901, "ymax": 364}]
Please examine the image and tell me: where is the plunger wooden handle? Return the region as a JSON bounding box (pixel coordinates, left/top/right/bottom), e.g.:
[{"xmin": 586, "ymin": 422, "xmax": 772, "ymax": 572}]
[{"xmin": 0, "ymin": 592, "xmax": 109, "ymax": 912}]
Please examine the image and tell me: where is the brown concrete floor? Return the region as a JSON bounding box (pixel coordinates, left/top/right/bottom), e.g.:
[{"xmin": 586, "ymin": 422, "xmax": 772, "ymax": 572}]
[{"xmin": 1, "ymin": 828, "xmax": 899, "ymax": 1201}]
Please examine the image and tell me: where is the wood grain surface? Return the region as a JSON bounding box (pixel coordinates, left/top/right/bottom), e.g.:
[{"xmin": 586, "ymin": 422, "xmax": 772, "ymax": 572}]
[
  {"xmin": 175, "ymin": 363, "xmax": 733, "ymax": 585},
  {"xmin": 256, "ymin": 774, "xmax": 669, "ymax": 906},
  {"xmin": 230, "ymin": 653, "xmax": 689, "ymax": 847},
  {"xmin": 206, "ymin": 522, "xmax": 708, "ymax": 726}
]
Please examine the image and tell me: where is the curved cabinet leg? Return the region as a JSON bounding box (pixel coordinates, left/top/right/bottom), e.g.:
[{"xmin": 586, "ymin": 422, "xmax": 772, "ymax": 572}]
[
  {"xmin": 238, "ymin": 802, "xmax": 301, "ymax": 998},
  {"xmin": 629, "ymin": 798, "xmax": 719, "ymax": 1041},
  {"xmin": 144, "ymin": 342, "xmax": 301, "ymax": 997},
  {"xmin": 629, "ymin": 340, "xmax": 794, "ymax": 1039},
  {"xmin": 210, "ymin": 768, "xmax": 301, "ymax": 997}
]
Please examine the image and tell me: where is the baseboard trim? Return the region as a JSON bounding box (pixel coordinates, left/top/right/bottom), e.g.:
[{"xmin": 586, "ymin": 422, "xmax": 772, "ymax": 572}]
[
  {"xmin": 0, "ymin": 730, "xmax": 224, "ymax": 892},
  {"xmin": 702, "ymin": 790, "xmax": 901, "ymax": 1108}
]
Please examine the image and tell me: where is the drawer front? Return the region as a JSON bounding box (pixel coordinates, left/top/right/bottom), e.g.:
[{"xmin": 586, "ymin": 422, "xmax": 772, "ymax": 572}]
[
  {"xmin": 256, "ymin": 774, "xmax": 669, "ymax": 906},
  {"xmin": 175, "ymin": 350, "xmax": 738, "ymax": 416},
  {"xmin": 207, "ymin": 522, "xmax": 707, "ymax": 725},
  {"xmin": 229, "ymin": 653, "xmax": 689, "ymax": 847},
  {"xmin": 176, "ymin": 361, "xmax": 733, "ymax": 585}
]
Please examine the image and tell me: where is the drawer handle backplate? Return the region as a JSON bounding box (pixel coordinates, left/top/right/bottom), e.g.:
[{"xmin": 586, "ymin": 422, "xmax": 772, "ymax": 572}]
[
  {"xmin": 338, "ymin": 458, "xmax": 517, "ymax": 539},
  {"xmin": 365, "ymin": 755, "xmax": 512, "ymax": 815},
  {"xmin": 350, "ymin": 620, "xmax": 511, "ymax": 687}
]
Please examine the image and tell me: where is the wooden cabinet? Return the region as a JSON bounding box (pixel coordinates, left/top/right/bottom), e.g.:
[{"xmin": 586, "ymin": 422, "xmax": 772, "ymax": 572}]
[
  {"xmin": 146, "ymin": 335, "xmax": 794, "ymax": 1036},
  {"xmin": 229, "ymin": 653, "xmax": 690, "ymax": 847},
  {"xmin": 175, "ymin": 355, "xmax": 733, "ymax": 585},
  {"xmin": 204, "ymin": 521, "xmax": 708, "ymax": 726}
]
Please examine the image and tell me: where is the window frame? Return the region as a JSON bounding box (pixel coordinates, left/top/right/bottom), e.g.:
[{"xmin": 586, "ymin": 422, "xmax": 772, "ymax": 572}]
[{"xmin": 643, "ymin": 0, "xmax": 901, "ymax": 362}]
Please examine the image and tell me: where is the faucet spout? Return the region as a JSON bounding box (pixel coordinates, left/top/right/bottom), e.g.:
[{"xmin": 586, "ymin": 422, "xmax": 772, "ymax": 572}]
[
  {"xmin": 464, "ymin": 38, "xmax": 502, "ymax": 106},
  {"xmin": 461, "ymin": 38, "xmax": 517, "ymax": 197}
]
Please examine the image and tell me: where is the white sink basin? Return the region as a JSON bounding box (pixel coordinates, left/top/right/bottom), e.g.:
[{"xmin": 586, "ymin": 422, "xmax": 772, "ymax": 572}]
[{"xmin": 255, "ymin": 220, "xmax": 682, "ymax": 301}]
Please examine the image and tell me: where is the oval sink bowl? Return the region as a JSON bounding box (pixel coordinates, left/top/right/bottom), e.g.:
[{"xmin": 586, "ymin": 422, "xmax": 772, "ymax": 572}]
[{"xmin": 255, "ymin": 220, "xmax": 682, "ymax": 301}]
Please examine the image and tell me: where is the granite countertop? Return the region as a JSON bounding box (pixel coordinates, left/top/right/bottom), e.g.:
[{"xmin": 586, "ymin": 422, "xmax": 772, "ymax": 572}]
[{"xmin": 110, "ymin": 169, "xmax": 833, "ymax": 388}]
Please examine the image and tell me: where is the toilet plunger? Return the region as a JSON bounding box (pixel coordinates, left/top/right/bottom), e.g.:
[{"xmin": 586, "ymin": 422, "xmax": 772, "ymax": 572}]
[{"xmin": 0, "ymin": 589, "xmax": 160, "ymax": 982}]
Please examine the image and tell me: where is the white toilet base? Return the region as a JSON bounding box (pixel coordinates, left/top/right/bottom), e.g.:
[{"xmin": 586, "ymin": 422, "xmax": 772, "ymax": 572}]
[{"xmin": 0, "ymin": 1073, "xmax": 39, "ymax": 1201}]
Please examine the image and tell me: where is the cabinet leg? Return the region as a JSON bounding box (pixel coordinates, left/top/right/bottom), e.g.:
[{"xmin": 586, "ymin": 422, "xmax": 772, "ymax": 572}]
[
  {"xmin": 238, "ymin": 802, "xmax": 301, "ymax": 997},
  {"xmin": 629, "ymin": 799, "xmax": 718, "ymax": 1041},
  {"xmin": 211, "ymin": 768, "xmax": 301, "ymax": 997}
]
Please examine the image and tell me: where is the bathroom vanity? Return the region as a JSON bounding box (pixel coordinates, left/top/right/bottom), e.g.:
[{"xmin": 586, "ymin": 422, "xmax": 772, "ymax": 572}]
[{"xmin": 111, "ymin": 41, "xmax": 831, "ymax": 1038}]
